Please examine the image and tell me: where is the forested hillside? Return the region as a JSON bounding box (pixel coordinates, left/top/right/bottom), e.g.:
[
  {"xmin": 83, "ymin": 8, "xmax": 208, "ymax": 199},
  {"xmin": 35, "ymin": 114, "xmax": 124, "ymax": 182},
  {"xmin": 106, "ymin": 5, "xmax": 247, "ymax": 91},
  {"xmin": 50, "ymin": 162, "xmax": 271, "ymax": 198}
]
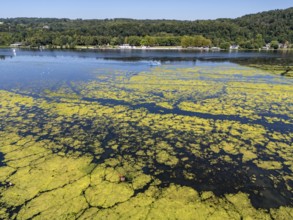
[{"xmin": 0, "ymin": 7, "xmax": 292, "ymax": 49}]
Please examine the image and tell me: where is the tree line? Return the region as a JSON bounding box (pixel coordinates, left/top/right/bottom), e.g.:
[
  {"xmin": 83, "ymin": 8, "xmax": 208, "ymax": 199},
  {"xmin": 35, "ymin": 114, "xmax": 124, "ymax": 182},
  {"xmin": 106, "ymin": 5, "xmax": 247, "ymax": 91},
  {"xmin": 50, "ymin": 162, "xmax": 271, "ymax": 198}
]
[{"xmin": 0, "ymin": 7, "xmax": 292, "ymax": 49}]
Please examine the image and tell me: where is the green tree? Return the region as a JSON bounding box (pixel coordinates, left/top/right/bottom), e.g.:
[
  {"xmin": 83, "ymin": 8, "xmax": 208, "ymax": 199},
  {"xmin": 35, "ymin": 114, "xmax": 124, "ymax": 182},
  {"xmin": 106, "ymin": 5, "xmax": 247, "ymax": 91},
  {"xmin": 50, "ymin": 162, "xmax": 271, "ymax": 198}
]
[
  {"xmin": 0, "ymin": 33, "xmax": 13, "ymax": 45},
  {"xmin": 110, "ymin": 37, "xmax": 123, "ymax": 46},
  {"xmin": 1, "ymin": 8, "xmax": 292, "ymax": 48},
  {"xmin": 270, "ymin": 40, "xmax": 279, "ymax": 49},
  {"xmin": 255, "ymin": 34, "xmax": 264, "ymax": 48},
  {"xmin": 127, "ymin": 36, "xmax": 141, "ymax": 46},
  {"xmin": 181, "ymin": 36, "xmax": 193, "ymax": 48},
  {"xmin": 201, "ymin": 38, "xmax": 212, "ymax": 47},
  {"xmin": 141, "ymin": 36, "xmax": 156, "ymax": 46},
  {"xmin": 193, "ymin": 35, "xmax": 205, "ymax": 47},
  {"xmin": 219, "ymin": 42, "xmax": 230, "ymax": 50}
]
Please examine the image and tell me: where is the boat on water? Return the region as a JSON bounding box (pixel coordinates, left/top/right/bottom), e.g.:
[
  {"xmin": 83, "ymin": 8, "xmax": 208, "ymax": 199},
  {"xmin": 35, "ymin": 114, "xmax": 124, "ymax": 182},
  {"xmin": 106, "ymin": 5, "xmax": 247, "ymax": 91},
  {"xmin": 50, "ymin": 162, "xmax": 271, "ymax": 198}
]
[{"xmin": 12, "ymin": 48, "xmax": 16, "ymax": 56}]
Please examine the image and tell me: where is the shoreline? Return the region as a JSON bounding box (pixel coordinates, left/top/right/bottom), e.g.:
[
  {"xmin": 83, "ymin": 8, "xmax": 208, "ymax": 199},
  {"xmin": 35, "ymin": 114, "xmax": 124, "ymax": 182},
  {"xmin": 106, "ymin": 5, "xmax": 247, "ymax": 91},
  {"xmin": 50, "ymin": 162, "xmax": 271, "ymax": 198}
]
[{"xmin": 2, "ymin": 45, "xmax": 293, "ymax": 52}]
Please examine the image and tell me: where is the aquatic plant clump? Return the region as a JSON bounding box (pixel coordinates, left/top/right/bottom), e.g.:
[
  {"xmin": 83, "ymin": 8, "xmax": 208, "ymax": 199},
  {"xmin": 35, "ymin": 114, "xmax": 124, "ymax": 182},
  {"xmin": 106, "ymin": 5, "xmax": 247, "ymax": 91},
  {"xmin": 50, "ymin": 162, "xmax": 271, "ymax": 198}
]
[{"xmin": 0, "ymin": 64, "xmax": 292, "ymax": 219}]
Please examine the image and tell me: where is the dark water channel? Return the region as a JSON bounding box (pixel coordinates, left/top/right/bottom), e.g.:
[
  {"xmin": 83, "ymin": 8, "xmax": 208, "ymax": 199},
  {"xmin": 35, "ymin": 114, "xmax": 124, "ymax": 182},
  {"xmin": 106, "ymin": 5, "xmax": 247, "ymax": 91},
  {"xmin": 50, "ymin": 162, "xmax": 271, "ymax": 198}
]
[{"xmin": 0, "ymin": 152, "xmax": 5, "ymax": 166}]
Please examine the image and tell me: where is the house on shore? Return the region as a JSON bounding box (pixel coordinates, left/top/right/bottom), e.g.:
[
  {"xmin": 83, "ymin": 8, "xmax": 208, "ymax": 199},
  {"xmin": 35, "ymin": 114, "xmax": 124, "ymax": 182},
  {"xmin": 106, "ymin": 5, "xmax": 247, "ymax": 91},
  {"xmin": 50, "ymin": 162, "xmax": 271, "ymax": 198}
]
[
  {"xmin": 229, "ymin": 45, "xmax": 239, "ymax": 50},
  {"xmin": 119, "ymin": 44, "xmax": 132, "ymax": 49},
  {"xmin": 262, "ymin": 44, "xmax": 270, "ymax": 50},
  {"xmin": 10, "ymin": 42, "xmax": 22, "ymax": 47},
  {"xmin": 211, "ymin": 47, "xmax": 220, "ymax": 51},
  {"xmin": 278, "ymin": 43, "xmax": 288, "ymax": 49}
]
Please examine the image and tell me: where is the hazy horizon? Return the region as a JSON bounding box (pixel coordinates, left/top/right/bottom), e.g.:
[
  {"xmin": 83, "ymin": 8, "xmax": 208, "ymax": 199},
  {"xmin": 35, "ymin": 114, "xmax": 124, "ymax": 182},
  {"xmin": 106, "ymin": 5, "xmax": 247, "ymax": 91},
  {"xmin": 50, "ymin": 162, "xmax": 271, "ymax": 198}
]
[{"xmin": 0, "ymin": 0, "xmax": 292, "ymax": 21}]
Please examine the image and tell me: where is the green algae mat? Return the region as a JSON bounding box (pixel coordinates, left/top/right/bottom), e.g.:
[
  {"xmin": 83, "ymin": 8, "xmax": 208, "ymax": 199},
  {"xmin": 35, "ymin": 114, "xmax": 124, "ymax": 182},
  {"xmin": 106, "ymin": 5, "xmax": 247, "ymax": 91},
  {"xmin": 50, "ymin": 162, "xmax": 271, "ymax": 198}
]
[{"xmin": 0, "ymin": 55, "xmax": 293, "ymax": 219}]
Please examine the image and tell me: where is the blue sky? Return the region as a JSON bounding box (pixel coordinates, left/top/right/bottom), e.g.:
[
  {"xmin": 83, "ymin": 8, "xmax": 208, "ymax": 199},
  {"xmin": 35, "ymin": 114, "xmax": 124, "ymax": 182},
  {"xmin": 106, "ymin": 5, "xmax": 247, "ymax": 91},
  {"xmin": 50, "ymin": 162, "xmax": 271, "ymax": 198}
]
[{"xmin": 1, "ymin": 0, "xmax": 292, "ymax": 20}]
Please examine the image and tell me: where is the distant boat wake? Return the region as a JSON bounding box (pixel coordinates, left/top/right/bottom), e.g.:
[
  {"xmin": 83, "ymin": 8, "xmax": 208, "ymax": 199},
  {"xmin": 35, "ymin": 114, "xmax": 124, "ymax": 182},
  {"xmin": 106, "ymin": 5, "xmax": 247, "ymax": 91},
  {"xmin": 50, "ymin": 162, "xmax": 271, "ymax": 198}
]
[{"xmin": 149, "ymin": 61, "xmax": 161, "ymax": 66}]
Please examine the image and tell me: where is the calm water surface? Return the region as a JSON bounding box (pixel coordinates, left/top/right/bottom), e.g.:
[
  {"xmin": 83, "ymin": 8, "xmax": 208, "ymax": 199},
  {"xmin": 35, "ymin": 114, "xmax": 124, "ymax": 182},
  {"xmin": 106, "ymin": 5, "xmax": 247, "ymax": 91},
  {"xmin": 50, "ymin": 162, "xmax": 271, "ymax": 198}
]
[{"xmin": 0, "ymin": 48, "xmax": 292, "ymax": 88}]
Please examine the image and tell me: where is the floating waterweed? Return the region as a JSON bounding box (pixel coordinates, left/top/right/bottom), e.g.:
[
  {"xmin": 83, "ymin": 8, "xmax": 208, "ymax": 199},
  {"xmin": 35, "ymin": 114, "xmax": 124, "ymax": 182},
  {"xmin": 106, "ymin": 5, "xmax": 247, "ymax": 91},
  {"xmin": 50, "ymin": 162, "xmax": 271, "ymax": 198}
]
[{"xmin": 0, "ymin": 63, "xmax": 292, "ymax": 219}]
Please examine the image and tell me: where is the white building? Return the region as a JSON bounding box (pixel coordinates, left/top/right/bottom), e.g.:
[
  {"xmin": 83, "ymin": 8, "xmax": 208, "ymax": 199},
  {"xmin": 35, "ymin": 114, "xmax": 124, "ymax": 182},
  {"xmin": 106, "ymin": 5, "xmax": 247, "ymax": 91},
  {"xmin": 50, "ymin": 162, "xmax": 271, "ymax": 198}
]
[
  {"xmin": 262, "ymin": 44, "xmax": 270, "ymax": 50},
  {"xmin": 211, "ymin": 47, "xmax": 220, "ymax": 51},
  {"xmin": 119, "ymin": 44, "xmax": 132, "ymax": 49},
  {"xmin": 10, "ymin": 42, "xmax": 22, "ymax": 47},
  {"xmin": 229, "ymin": 45, "xmax": 239, "ymax": 50}
]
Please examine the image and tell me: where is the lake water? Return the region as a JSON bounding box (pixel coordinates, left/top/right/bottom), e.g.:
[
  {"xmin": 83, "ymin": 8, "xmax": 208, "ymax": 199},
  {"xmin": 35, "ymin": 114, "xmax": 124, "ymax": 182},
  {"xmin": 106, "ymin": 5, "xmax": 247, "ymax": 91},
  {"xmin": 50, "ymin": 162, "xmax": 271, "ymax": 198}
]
[{"xmin": 0, "ymin": 49, "xmax": 292, "ymax": 219}]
